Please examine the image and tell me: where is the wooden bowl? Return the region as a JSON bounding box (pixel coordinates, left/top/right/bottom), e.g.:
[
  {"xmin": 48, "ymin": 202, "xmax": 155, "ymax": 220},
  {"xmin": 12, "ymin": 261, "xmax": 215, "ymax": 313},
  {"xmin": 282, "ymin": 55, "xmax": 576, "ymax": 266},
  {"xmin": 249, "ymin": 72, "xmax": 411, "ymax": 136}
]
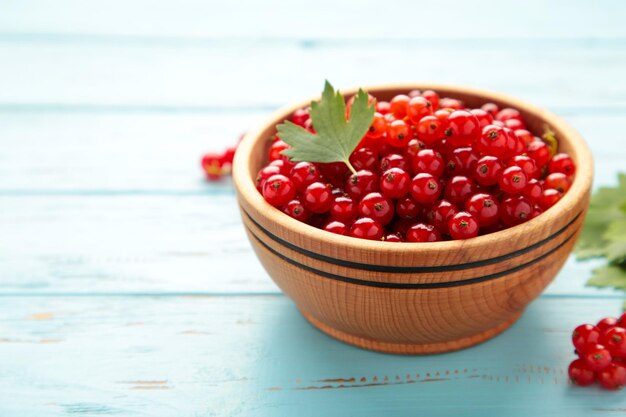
[{"xmin": 232, "ymin": 84, "xmax": 593, "ymax": 354}]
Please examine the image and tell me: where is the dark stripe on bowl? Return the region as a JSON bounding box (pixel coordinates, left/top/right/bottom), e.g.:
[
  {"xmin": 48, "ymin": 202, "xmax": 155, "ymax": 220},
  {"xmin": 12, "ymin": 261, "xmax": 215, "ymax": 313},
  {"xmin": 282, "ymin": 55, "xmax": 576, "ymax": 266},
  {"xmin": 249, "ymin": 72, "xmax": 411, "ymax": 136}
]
[
  {"xmin": 246, "ymin": 225, "xmax": 577, "ymax": 289},
  {"xmin": 242, "ymin": 208, "xmax": 581, "ymax": 274}
]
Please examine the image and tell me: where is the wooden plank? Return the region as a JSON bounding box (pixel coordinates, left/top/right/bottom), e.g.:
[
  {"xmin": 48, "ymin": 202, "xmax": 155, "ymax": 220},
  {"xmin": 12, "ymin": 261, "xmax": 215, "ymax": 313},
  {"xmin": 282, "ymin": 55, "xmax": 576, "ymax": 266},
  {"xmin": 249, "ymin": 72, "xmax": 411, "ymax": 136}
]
[
  {"xmin": 1, "ymin": 0, "xmax": 625, "ymax": 39},
  {"xmin": 1, "ymin": 41, "xmax": 626, "ymax": 109},
  {"xmin": 0, "ymin": 295, "xmax": 624, "ymax": 416},
  {"xmin": 1, "ymin": 112, "xmax": 624, "ymax": 192}
]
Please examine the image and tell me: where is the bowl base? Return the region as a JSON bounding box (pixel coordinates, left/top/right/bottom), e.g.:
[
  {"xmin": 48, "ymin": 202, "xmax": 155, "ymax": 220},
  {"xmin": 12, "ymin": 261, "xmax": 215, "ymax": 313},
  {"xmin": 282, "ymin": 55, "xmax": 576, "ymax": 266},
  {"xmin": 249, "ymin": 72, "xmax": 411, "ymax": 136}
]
[{"xmin": 300, "ymin": 310, "xmax": 523, "ymax": 355}]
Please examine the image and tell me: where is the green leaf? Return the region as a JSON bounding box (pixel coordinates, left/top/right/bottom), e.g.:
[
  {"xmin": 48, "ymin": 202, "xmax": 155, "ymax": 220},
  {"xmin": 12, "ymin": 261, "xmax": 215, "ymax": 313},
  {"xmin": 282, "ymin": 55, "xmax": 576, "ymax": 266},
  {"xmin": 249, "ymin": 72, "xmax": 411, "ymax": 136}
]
[
  {"xmin": 278, "ymin": 81, "xmax": 375, "ymax": 175},
  {"xmin": 587, "ymin": 265, "xmax": 626, "ymax": 290}
]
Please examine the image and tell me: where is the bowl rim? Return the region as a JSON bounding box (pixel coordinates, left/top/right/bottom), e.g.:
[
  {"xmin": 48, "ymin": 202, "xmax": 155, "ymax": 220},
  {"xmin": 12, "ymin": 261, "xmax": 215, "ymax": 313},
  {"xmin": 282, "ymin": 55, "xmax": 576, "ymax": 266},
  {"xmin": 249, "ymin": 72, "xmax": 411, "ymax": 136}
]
[{"xmin": 233, "ymin": 83, "xmax": 593, "ymax": 255}]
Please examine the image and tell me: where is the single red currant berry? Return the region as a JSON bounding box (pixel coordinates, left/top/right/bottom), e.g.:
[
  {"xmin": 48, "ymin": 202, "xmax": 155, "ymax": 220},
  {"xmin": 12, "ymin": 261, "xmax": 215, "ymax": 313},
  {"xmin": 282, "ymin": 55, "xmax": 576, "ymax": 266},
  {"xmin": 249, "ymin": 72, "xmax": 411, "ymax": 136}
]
[
  {"xmin": 330, "ymin": 195, "xmax": 357, "ymax": 223},
  {"xmin": 221, "ymin": 146, "xmax": 237, "ymax": 165},
  {"xmin": 319, "ymin": 162, "xmax": 350, "ymax": 187},
  {"xmin": 380, "ymin": 153, "xmax": 409, "ymax": 172},
  {"xmin": 444, "ymin": 176, "xmax": 477, "ymax": 205},
  {"xmin": 601, "ymin": 327, "xmax": 626, "ymax": 357},
  {"xmin": 386, "ymin": 119, "xmax": 411, "ymax": 148},
  {"xmin": 465, "ymin": 193, "xmax": 500, "ymax": 227},
  {"xmin": 439, "ymin": 97, "xmax": 464, "ymax": 110},
  {"xmin": 448, "ymin": 211, "xmax": 479, "ymax": 240},
  {"xmin": 290, "ymin": 161, "xmax": 321, "ymax": 192},
  {"xmin": 522, "ymin": 178, "xmax": 543, "ymax": 203},
  {"xmin": 572, "ymin": 324, "xmax": 601, "ymax": 353},
  {"xmin": 504, "ymin": 118, "xmax": 525, "ymax": 130},
  {"xmin": 545, "ymin": 172, "xmax": 572, "ymax": 193},
  {"xmin": 350, "ymin": 147, "xmax": 379, "ymax": 172},
  {"xmin": 283, "ymin": 199, "xmax": 311, "ymax": 222},
  {"xmin": 473, "ymin": 156, "xmax": 504, "ymax": 186},
  {"xmin": 268, "ymin": 140, "xmax": 289, "ymax": 161},
  {"xmin": 263, "ymin": 174, "xmax": 296, "ymax": 207},
  {"xmin": 618, "ymin": 312, "xmax": 626, "ymax": 328},
  {"xmin": 598, "ymin": 363, "xmax": 626, "ymax": 390},
  {"xmin": 291, "ymin": 108, "xmax": 310, "ymax": 127},
  {"xmin": 500, "ymin": 196, "xmax": 533, "ymax": 226},
  {"xmin": 302, "ymin": 182, "xmax": 333, "ymax": 214},
  {"xmin": 538, "ymin": 188, "xmax": 563, "ymax": 211},
  {"xmin": 345, "ymin": 169, "xmax": 379, "ymax": 200},
  {"xmin": 415, "ymin": 115, "xmax": 445, "ymax": 145},
  {"xmin": 411, "ymin": 149, "xmax": 445, "ymax": 177},
  {"xmin": 359, "ymin": 192, "xmax": 395, "ymax": 225},
  {"xmin": 527, "ymin": 140, "xmax": 551, "ymax": 168},
  {"xmin": 425, "ymin": 199, "xmax": 458, "ymax": 232},
  {"xmin": 447, "ymin": 110, "xmax": 481, "ymax": 148},
  {"xmin": 410, "ymin": 173, "xmax": 442, "ymax": 205},
  {"xmin": 269, "ymin": 159, "xmax": 294, "ymax": 176},
  {"xmin": 582, "ymin": 343, "xmax": 612, "ymax": 372},
  {"xmin": 376, "ymin": 101, "xmax": 391, "ymax": 115},
  {"xmin": 568, "ymin": 359, "xmax": 595, "ymax": 387},
  {"xmin": 421, "ymin": 90, "xmax": 440, "ymax": 109},
  {"xmin": 396, "ymin": 196, "xmax": 422, "ymax": 220},
  {"xmin": 499, "ymin": 166, "xmax": 528, "ymax": 195},
  {"xmin": 389, "ymin": 94, "xmax": 410, "ymax": 119},
  {"xmin": 323, "ymin": 220, "xmax": 348, "ymax": 236},
  {"xmin": 434, "ymin": 108, "xmax": 452, "ymax": 128},
  {"xmin": 514, "ymin": 129, "xmax": 534, "ymax": 146},
  {"xmin": 481, "ymin": 103, "xmax": 499, "ymax": 117},
  {"xmin": 380, "ymin": 168, "xmax": 410, "ymax": 199},
  {"xmin": 367, "ymin": 112, "xmax": 387, "ymax": 139},
  {"xmin": 404, "ymin": 138, "xmax": 427, "ymax": 160},
  {"xmin": 477, "ymin": 124, "xmax": 508, "ymax": 157},
  {"xmin": 501, "ymin": 127, "xmax": 519, "ymax": 159},
  {"xmin": 598, "ymin": 317, "xmax": 619, "ymax": 332},
  {"xmin": 407, "ymin": 96, "xmax": 433, "ymax": 124},
  {"xmin": 255, "ymin": 165, "xmax": 281, "ymax": 191},
  {"xmin": 201, "ymin": 153, "xmax": 224, "ymax": 181},
  {"xmin": 470, "ymin": 108, "xmax": 494, "ymax": 128},
  {"xmin": 508, "ymin": 155, "xmax": 539, "ymax": 180},
  {"xmin": 385, "ymin": 233, "xmax": 403, "ymax": 242},
  {"xmin": 406, "ymin": 222, "xmax": 442, "ymax": 242},
  {"xmin": 495, "ymin": 107, "xmax": 522, "ymax": 122},
  {"xmin": 349, "ymin": 217, "xmax": 384, "ymax": 241},
  {"xmin": 446, "ymin": 147, "xmax": 479, "ymax": 177},
  {"xmin": 549, "ymin": 153, "xmax": 576, "ymax": 178}
]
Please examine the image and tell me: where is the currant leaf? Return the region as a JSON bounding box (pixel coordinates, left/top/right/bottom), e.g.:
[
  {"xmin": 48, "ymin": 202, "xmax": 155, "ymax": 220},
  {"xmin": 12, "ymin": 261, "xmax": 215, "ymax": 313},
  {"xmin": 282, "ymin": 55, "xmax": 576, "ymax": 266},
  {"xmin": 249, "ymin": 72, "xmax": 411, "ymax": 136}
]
[
  {"xmin": 587, "ymin": 265, "xmax": 626, "ymax": 291},
  {"xmin": 278, "ymin": 81, "xmax": 375, "ymax": 175}
]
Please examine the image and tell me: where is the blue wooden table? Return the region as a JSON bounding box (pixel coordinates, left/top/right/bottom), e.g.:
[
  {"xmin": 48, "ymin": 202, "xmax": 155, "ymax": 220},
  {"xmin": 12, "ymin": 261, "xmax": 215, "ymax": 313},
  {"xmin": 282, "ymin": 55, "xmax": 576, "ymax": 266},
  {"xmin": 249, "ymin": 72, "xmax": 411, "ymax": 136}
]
[{"xmin": 2, "ymin": 1, "xmax": 626, "ymax": 415}]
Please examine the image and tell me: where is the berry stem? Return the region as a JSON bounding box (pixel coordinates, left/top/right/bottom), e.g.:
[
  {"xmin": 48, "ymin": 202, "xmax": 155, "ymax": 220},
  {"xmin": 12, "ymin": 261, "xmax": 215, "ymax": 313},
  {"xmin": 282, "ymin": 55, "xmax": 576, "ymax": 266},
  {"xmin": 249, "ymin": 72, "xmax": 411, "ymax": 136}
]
[{"xmin": 344, "ymin": 159, "xmax": 358, "ymax": 176}]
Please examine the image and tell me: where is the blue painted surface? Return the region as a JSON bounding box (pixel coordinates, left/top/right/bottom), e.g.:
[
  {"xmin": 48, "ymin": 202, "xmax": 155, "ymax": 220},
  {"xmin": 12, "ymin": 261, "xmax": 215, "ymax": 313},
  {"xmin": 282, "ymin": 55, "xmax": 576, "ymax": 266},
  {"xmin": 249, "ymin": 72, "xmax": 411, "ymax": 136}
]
[{"xmin": 1, "ymin": 1, "xmax": 626, "ymax": 415}]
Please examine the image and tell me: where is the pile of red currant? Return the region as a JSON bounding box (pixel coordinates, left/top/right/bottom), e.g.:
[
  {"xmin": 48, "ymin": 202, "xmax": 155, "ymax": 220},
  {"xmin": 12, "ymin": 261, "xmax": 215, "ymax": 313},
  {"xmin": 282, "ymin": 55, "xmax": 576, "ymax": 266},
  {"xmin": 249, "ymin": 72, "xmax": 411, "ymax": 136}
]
[
  {"xmin": 258, "ymin": 90, "xmax": 577, "ymax": 241},
  {"xmin": 569, "ymin": 315, "xmax": 626, "ymax": 390}
]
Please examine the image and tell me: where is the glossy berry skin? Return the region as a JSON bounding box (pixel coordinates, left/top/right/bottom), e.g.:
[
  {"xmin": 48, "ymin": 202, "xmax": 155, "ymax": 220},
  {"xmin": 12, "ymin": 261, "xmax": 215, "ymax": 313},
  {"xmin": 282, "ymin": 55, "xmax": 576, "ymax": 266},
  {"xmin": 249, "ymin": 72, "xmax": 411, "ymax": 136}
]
[
  {"xmin": 385, "ymin": 233, "xmax": 403, "ymax": 242},
  {"xmin": 290, "ymin": 161, "xmax": 321, "ymax": 192},
  {"xmin": 389, "ymin": 94, "xmax": 410, "ymax": 119},
  {"xmin": 410, "ymin": 173, "xmax": 442, "ymax": 205},
  {"xmin": 283, "ymin": 199, "xmax": 311, "ymax": 222},
  {"xmin": 411, "ymin": 149, "xmax": 445, "ymax": 177},
  {"xmin": 481, "ymin": 102, "xmax": 499, "ymax": 117},
  {"xmin": 439, "ymin": 97, "xmax": 464, "ymax": 110},
  {"xmin": 598, "ymin": 363, "xmax": 626, "ymax": 390},
  {"xmin": 447, "ymin": 147, "xmax": 479, "ymax": 177},
  {"xmin": 380, "ymin": 168, "xmax": 411, "ymax": 199},
  {"xmin": 549, "ymin": 153, "xmax": 576, "ymax": 178},
  {"xmin": 407, "ymin": 96, "xmax": 433, "ymax": 124},
  {"xmin": 448, "ymin": 211, "xmax": 479, "ymax": 240},
  {"xmin": 359, "ymin": 192, "xmax": 395, "ymax": 225},
  {"xmin": 495, "ymin": 107, "xmax": 522, "ymax": 122},
  {"xmin": 545, "ymin": 172, "xmax": 572, "ymax": 193},
  {"xmin": 568, "ymin": 359, "xmax": 595, "ymax": 387},
  {"xmin": 508, "ymin": 155, "xmax": 538, "ymax": 180},
  {"xmin": 602, "ymin": 327, "xmax": 626, "ymax": 357},
  {"xmin": 323, "ymin": 220, "xmax": 348, "ymax": 236},
  {"xmin": 367, "ymin": 112, "xmax": 387, "ymax": 139},
  {"xmin": 447, "ymin": 110, "xmax": 481, "ymax": 148},
  {"xmin": 538, "ymin": 188, "xmax": 562, "ymax": 211},
  {"xmin": 618, "ymin": 313, "xmax": 626, "ymax": 328},
  {"xmin": 415, "ymin": 115, "xmax": 446, "ymax": 145},
  {"xmin": 470, "ymin": 108, "xmax": 494, "ymax": 128},
  {"xmin": 263, "ymin": 174, "xmax": 296, "ymax": 207},
  {"xmin": 421, "ymin": 90, "xmax": 440, "ymax": 109},
  {"xmin": 350, "ymin": 147, "xmax": 378, "ymax": 172},
  {"xmin": 514, "ymin": 129, "xmax": 534, "ymax": 146},
  {"xmin": 523, "ymin": 178, "xmax": 543, "ymax": 203},
  {"xmin": 269, "ymin": 159, "xmax": 293, "ymax": 176},
  {"xmin": 477, "ymin": 124, "xmax": 508, "ymax": 157},
  {"xmin": 380, "ymin": 153, "xmax": 409, "ymax": 172},
  {"xmin": 345, "ymin": 170, "xmax": 379, "ymax": 200},
  {"xmin": 349, "ymin": 217, "xmax": 384, "ymax": 241},
  {"xmin": 598, "ymin": 317, "xmax": 619, "ymax": 332},
  {"xmin": 425, "ymin": 199, "xmax": 458, "ymax": 233},
  {"xmin": 499, "ymin": 166, "xmax": 528, "ymax": 195},
  {"xmin": 201, "ymin": 153, "xmax": 224, "ymax": 181},
  {"xmin": 302, "ymin": 182, "xmax": 333, "ymax": 214},
  {"xmin": 330, "ymin": 196, "xmax": 357, "ymax": 223},
  {"xmin": 527, "ymin": 140, "xmax": 551, "ymax": 168},
  {"xmin": 465, "ymin": 193, "xmax": 500, "ymax": 227},
  {"xmin": 386, "ymin": 119, "xmax": 411, "ymax": 148},
  {"xmin": 318, "ymin": 162, "xmax": 350, "ymax": 187},
  {"xmin": 255, "ymin": 165, "xmax": 281, "ymax": 191},
  {"xmin": 444, "ymin": 176, "xmax": 477, "ymax": 205},
  {"xmin": 582, "ymin": 344, "xmax": 612, "ymax": 372},
  {"xmin": 291, "ymin": 108, "xmax": 310, "ymax": 127},
  {"xmin": 473, "ymin": 156, "xmax": 504, "ymax": 186},
  {"xmin": 406, "ymin": 223, "xmax": 442, "ymax": 242},
  {"xmin": 572, "ymin": 324, "xmax": 601, "ymax": 353},
  {"xmin": 501, "ymin": 196, "xmax": 533, "ymax": 226},
  {"xmin": 268, "ymin": 140, "xmax": 289, "ymax": 161},
  {"xmin": 396, "ymin": 196, "xmax": 421, "ymax": 220}
]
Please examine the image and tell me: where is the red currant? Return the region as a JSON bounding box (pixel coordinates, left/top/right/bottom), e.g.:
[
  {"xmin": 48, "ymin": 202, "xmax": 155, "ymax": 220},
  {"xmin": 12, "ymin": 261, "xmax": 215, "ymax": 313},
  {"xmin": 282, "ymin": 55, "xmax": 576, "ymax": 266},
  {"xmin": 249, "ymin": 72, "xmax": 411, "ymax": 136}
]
[
  {"xmin": 415, "ymin": 115, "xmax": 446, "ymax": 145},
  {"xmin": 359, "ymin": 192, "xmax": 395, "ymax": 226},
  {"xmin": 201, "ymin": 153, "xmax": 224, "ymax": 181},
  {"xmin": 514, "ymin": 129, "xmax": 534, "ymax": 146},
  {"xmin": 291, "ymin": 108, "xmax": 310, "ymax": 127},
  {"xmin": 538, "ymin": 188, "xmax": 562, "ymax": 210},
  {"xmin": 396, "ymin": 196, "xmax": 422, "ymax": 220},
  {"xmin": 290, "ymin": 161, "xmax": 321, "ymax": 192},
  {"xmin": 446, "ymin": 147, "xmax": 479, "ymax": 177},
  {"xmin": 444, "ymin": 176, "xmax": 477, "ymax": 205},
  {"xmin": 527, "ymin": 140, "xmax": 551, "ymax": 168},
  {"xmin": 319, "ymin": 162, "xmax": 350, "ymax": 187},
  {"xmin": 268, "ymin": 140, "xmax": 289, "ymax": 161},
  {"xmin": 385, "ymin": 233, "xmax": 403, "ymax": 242},
  {"xmin": 598, "ymin": 363, "xmax": 626, "ymax": 390},
  {"xmin": 522, "ymin": 178, "xmax": 543, "ymax": 203},
  {"xmin": 465, "ymin": 193, "xmax": 500, "ymax": 227},
  {"xmin": 323, "ymin": 220, "xmax": 348, "ymax": 236},
  {"xmin": 499, "ymin": 166, "xmax": 528, "ymax": 195},
  {"xmin": 345, "ymin": 170, "xmax": 379, "ymax": 200},
  {"xmin": 545, "ymin": 172, "xmax": 572, "ymax": 193},
  {"xmin": 302, "ymin": 182, "xmax": 333, "ymax": 214},
  {"xmin": 407, "ymin": 96, "xmax": 433, "ymax": 124},
  {"xmin": 448, "ymin": 211, "xmax": 479, "ymax": 240},
  {"xmin": 350, "ymin": 147, "xmax": 379, "ymax": 172},
  {"xmin": 602, "ymin": 327, "xmax": 626, "ymax": 357},
  {"xmin": 568, "ymin": 359, "xmax": 595, "ymax": 387},
  {"xmin": 447, "ymin": 110, "xmax": 481, "ymax": 148},
  {"xmin": 582, "ymin": 343, "xmax": 612, "ymax": 372},
  {"xmin": 421, "ymin": 90, "xmax": 440, "ymax": 109},
  {"xmin": 376, "ymin": 101, "xmax": 391, "ymax": 115},
  {"xmin": 350, "ymin": 217, "xmax": 384, "ymax": 241},
  {"xmin": 549, "ymin": 153, "xmax": 576, "ymax": 178},
  {"xmin": 255, "ymin": 165, "xmax": 281, "ymax": 191},
  {"xmin": 386, "ymin": 119, "xmax": 411, "ymax": 148},
  {"xmin": 470, "ymin": 108, "xmax": 494, "ymax": 128},
  {"xmin": 439, "ymin": 97, "xmax": 464, "ymax": 110},
  {"xmin": 380, "ymin": 153, "xmax": 409, "ymax": 172},
  {"xmin": 367, "ymin": 112, "xmax": 387, "ymax": 139},
  {"xmin": 389, "ymin": 94, "xmax": 410, "ymax": 119},
  {"xmin": 477, "ymin": 124, "xmax": 508, "ymax": 157},
  {"xmin": 283, "ymin": 199, "xmax": 311, "ymax": 222},
  {"xmin": 495, "ymin": 107, "xmax": 522, "ymax": 122},
  {"xmin": 380, "ymin": 168, "xmax": 411, "ymax": 199},
  {"xmin": 508, "ymin": 155, "xmax": 538, "ymax": 179},
  {"xmin": 410, "ymin": 173, "xmax": 442, "ymax": 205},
  {"xmin": 263, "ymin": 174, "xmax": 296, "ymax": 207},
  {"xmin": 481, "ymin": 103, "xmax": 499, "ymax": 117},
  {"xmin": 500, "ymin": 196, "xmax": 533, "ymax": 226},
  {"xmin": 473, "ymin": 156, "xmax": 504, "ymax": 186},
  {"xmin": 406, "ymin": 223, "xmax": 442, "ymax": 242},
  {"xmin": 598, "ymin": 317, "xmax": 619, "ymax": 332},
  {"xmin": 425, "ymin": 199, "xmax": 458, "ymax": 233},
  {"xmin": 330, "ymin": 195, "xmax": 357, "ymax": 223},
  {"xmin": 572, "ymin": 324, "xmax": 601, "ymax": 353},
  {"xmin": 411, "ymin": 149, "xmax": 445, "ymax": 177}
]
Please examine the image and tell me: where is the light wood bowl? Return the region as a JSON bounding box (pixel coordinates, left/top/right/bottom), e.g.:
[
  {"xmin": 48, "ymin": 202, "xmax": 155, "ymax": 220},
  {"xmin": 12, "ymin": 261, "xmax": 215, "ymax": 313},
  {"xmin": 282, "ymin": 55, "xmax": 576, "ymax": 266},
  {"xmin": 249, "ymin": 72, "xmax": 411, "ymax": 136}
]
[{"xmin": 233, "ymin": 84, "xmax": 593, "ymax": 354}]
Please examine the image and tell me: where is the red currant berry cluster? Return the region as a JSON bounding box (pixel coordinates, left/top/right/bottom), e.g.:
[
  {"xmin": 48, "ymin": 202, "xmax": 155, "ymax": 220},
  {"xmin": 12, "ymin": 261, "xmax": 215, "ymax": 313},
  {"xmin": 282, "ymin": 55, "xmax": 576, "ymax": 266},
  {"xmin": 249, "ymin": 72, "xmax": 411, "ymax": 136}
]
[
  {"xmin": 200, "ymin": 136, "xmax": 242, "ymax": 181},
  {"xmin": 256, "ymin": 90, "xmax": 576, "ymax": 241},
  {"xmin": 569, "ymin": 314, "xmax": 626, "ymax": 390}
]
